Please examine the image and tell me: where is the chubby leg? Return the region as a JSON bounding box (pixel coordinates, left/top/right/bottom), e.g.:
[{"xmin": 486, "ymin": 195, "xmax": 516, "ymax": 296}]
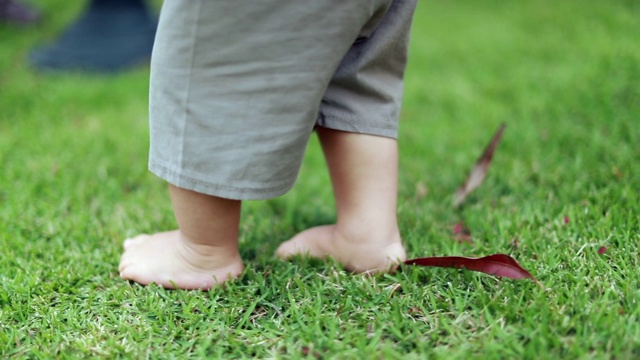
[
  {"xmin": 276, "ymin": 127, "xmax": 406, "ymax": 273},
  {"xmin": 119, "ymin": 185, "xmax": 244, "ymax": 290}
]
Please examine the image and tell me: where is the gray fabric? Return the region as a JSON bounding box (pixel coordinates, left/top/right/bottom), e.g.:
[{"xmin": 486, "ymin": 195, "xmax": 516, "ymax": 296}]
[{"xmin": 148, "ymin": 0, "xmax": 417, "ymax": 200}]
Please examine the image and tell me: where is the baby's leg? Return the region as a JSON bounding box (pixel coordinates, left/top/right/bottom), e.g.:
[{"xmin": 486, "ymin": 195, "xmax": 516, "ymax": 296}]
[
  {"xmin": 276, "ymin": 127, "xmax": 406, "ymax": 273},
  {"xmin": 119, "ymin": 185, "xmax": 244, "ymax": 289}
]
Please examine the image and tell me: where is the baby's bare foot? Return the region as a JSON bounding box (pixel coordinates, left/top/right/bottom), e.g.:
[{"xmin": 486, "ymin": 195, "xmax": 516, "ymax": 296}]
[
  {"xmin": 119, "ymin": 230, "xmax": 243, "ymax": 290},
  {"xmin": 275, "ymin": 225, "xmax": 406, "ymax": 273}
]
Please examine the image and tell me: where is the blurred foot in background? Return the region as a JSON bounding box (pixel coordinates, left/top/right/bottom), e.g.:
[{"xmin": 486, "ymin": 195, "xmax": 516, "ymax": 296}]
[
  {"xmin": 29, "ymin": 0, "xmax": 157, "ymax": 72},
  {"xmin": 0, "ymin": 0, "xmax": 41, "ymax": 25}
]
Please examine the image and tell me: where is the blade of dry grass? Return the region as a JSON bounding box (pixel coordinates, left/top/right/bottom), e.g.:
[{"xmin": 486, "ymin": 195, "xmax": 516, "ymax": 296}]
[{"xmin": 454, "ymin": 123, "xmax": 506, "ymax": 207}]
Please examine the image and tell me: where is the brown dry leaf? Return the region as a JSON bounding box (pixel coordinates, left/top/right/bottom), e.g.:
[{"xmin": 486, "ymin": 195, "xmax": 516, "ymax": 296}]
[{"xmin": 454, "ymin": 123, "xmax": 506, "ymax": 208}]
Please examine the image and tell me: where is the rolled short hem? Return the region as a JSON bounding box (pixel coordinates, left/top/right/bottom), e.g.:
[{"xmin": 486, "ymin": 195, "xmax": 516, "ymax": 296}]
[
  {"xmin": 149, "ymin": 160, "xmax": 296, "ymax": 200},
  {"xmin": 317, "ymin": 113, "xmax": 398, "ymax": 139}
]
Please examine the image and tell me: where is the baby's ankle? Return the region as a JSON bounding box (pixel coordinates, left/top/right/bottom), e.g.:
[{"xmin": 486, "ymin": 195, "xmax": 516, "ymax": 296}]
[{"xmin": 178, "ymin": 231, "xmax": 240, "ymax": 259}]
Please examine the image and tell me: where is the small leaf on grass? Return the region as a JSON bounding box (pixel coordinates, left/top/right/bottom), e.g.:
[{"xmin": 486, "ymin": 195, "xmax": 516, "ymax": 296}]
[
  {"xmin": 454, "ymin": 123, "xmax": 506, "ymax": 208},
  {"xmin": 452, "ymin": 221, "xmax": 472, "ymax": 244},
  {"xmin": 404, "ymin": 253, "xmax": 541, "ymax": 286},
  {"xmin": 598, "ymin": 246, "xmax": 607, "ymax": 255}
]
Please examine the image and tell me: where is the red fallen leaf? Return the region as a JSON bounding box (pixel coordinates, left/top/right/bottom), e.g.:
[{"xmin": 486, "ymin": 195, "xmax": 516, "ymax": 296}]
[
  {"xmin": 598, "ymin": 246, "xmax": 607, "ymax": 255},
  {"xmin": 404, "ymin": 253, "xmax": 541, "ymax": 287},
  {"xmin": 452, "ymin": 221, "xmax": 472, "ymax": 244},
  {"xmin": 452, "ymin": 222, "xmax": 464, "ymax": 234},
  {"xmin": 454, "ymin": 123, "xmax": 506, "ymax": 208},
  {"xmin": 301, "ymin": 346, "xmax": 320, "ymax": 358}
]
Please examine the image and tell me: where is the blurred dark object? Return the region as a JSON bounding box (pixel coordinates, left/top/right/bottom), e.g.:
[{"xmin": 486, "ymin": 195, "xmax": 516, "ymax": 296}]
[
  {"xmin": 0, "ymin": 0, "xmax": 41, "ymax": 25},
  {"xmin": 30, "ymin": 0, "xmax": 157, "ymax": 72}
]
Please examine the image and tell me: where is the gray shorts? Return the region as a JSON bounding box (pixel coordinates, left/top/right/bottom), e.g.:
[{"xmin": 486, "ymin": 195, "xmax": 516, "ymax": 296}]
[{"xmin": 148, "ymin": 0, "xmax": 417, "ymax": 200}]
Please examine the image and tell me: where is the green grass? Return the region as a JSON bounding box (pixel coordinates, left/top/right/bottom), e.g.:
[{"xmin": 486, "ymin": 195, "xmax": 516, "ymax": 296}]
[{"xmin": 1, "ymin": 0, "xmax": 639, "ymax": 358}]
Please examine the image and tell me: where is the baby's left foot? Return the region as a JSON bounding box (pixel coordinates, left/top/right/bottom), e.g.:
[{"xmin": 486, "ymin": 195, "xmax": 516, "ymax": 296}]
[{"xmin": 276, "ymin": 224, "xmax": 406, "ymax": 274}]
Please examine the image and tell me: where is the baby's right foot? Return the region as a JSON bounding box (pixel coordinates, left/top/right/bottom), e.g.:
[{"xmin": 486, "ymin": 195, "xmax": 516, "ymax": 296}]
[
  {"xmin": 275, "ymin": 224, "xmax": 406, "ymax": 273},
  {"xmin": 119, "ymin": 230, "xmax": 244, "ymax": 290}
]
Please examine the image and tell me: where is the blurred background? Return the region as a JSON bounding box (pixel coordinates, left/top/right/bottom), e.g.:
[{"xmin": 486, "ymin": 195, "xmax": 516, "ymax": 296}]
[{"xmin": 1, "ymin": 0, "xmax": 158, "ymax": 71}]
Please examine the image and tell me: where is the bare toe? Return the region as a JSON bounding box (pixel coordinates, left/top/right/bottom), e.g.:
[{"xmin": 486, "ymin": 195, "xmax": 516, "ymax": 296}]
[{"xmin": 123, "ymin": 234, "xmax": 150, "ymax": 249}]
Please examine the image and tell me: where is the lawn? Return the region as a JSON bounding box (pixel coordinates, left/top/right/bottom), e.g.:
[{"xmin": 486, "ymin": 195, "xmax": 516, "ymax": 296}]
[{"xmin": 1, "ymin": 0, "xmax": 639, "ymax": 358}]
